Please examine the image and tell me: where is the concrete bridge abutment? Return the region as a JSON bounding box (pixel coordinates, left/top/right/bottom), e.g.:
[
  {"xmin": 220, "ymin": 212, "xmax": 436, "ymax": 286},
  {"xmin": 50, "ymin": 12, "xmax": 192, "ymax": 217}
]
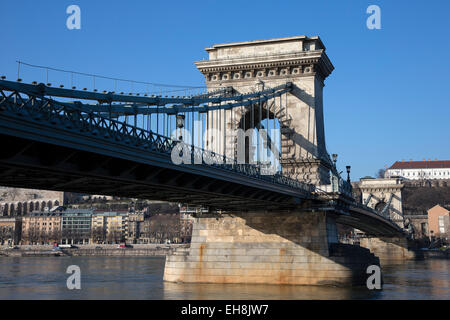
[{"xmin": 164, "ymin": 211, "xmax": 380, "ymax": 286}]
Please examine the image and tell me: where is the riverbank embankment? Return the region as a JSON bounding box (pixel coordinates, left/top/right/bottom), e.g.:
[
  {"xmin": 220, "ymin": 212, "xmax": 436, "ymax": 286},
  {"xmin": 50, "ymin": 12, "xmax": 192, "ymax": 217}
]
[
  {"xmin": 0, "ymin": 244, "xmax": 188, "ymax": 257},
  {"xmin": 421, "ymin": 248, "xmax": 449, "ymax": 259}
]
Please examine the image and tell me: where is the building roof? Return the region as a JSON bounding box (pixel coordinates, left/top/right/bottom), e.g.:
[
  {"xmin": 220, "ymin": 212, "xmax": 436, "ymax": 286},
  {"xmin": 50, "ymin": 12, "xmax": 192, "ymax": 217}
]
[
  {"xmin": 93, "ymin": 211, "xmax": 128, "ymax": 217},
  {"xmin": 64, "ymin": 208, "xmax": 94, "ymax": 214},
  {"xmin": 388, "ymin": 160, "xmax": 450, "ymax": 170},
  {"xmin": 29, "ymin": 212, "xmax": 62, "ymax": 217},
  {"xmin": 206, "ymin": 35, "xmax": 322, "ymax": 49},
  {"xmin": 427, "ymin": 204, "xmax": 450, "ymax": 215}
]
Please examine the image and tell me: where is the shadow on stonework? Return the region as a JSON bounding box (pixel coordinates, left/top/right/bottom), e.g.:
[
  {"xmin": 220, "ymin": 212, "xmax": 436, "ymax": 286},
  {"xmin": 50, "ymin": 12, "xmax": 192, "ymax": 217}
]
[{"xmin": 236, "ymin": 211, "xmax": 382, "ymax": 287}]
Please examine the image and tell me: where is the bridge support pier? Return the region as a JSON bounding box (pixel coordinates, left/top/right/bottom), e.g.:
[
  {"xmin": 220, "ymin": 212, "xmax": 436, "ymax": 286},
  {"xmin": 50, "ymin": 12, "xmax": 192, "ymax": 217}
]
[
  {"xmin": 164, "ymin": 211, "xmax": 380, "ymax": 286},
  {"xmin": 359, "ymin": 237, "xmax": 419, "ymax": 265}
]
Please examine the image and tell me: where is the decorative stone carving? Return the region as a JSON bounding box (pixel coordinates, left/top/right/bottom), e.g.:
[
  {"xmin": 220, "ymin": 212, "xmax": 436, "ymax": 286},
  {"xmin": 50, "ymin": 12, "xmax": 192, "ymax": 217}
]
[
  {"xmin": 222, "ymin": 72, "xmax": 231, "ymax": 81},
  {"xmin": 233, "ymin": 71, "xmax": 243, "ymax": 80}
]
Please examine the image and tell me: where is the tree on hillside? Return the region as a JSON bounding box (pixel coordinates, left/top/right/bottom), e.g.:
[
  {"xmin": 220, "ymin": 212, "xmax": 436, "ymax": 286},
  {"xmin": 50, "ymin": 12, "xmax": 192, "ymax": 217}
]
[
  {"xmin": 376, "ymin": 168, "xmax": 385, "ymax": 178},
  {"xmin": 402, "ymin": 186, "xmax": 450, "ymax": 211}
]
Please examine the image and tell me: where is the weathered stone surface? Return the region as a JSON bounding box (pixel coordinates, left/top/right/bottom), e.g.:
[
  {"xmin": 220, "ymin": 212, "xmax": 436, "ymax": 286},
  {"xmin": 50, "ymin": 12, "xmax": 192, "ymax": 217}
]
[
  {"xmin": 355, "ymin": 178, "xmax": 405, "ymax": 227},
  {"xmin": 164, "ymin": 211, "xmax": 380, "ymax": 286},
  {"xmin": 359, "ymin": 237, "xmax": 417, "ymax": 265}
]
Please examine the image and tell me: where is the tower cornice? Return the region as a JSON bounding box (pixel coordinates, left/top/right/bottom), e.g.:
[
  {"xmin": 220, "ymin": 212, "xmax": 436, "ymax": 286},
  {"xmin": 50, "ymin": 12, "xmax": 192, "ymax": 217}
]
[{"xmin": 195, "ymin": 42, "xmax": 334, "ymax": 82}]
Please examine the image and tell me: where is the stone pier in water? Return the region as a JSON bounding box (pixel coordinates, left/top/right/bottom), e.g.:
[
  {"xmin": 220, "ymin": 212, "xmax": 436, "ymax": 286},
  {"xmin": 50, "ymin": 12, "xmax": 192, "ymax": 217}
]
[
  {"xmin": 359, "ymin": 237, "xmax": 418, "ymax": 265},
  {"xmin": 164, "ymin": 212, "xmax": 380, "ymax": 286}
]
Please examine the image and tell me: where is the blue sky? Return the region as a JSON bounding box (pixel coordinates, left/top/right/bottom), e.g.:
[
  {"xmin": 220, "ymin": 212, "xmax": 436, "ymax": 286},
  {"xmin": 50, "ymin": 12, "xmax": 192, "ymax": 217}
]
[{"xmin": 1, "ymin": 0, "xmax": 449, "ymax": 180}]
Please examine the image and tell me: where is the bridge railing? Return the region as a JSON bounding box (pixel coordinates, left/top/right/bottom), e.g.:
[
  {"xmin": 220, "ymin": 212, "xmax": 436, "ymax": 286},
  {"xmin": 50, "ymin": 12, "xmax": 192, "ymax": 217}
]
[
  {"xmin": 351, "ymin": 201, "xmax": 396, "ymax": 223},
  {"xmin": 0, "ymin": 83, "xmax": 315, "ymax": 196},
  {"xmin": 339, "ymin": 179, "xmax": 353, "ymax": 196},
  {"xmin": 321, "ymin": 171, "xmax": 353, "ymax": 197}
]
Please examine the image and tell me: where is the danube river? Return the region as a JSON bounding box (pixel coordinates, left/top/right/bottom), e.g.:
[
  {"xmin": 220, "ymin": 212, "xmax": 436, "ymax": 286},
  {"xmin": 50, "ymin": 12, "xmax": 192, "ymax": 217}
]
[{"xmin": 0, "ymin": 256, "xmax": 448, "ymax": 299}]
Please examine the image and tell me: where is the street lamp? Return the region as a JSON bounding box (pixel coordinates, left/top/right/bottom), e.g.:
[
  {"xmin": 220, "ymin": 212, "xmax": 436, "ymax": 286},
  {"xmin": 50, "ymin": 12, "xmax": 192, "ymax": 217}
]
[
  {"xmin": 332, "ymin": 154, "xmax": 338, "ymax": 164},
  {"xmin": 329, "ymin": 154, "xmax": 339, "ymax": 192},
  {"xmin": 176, "ymin": 114, "xmax": 185, "ymax": 141},
  {"xmin": 346, "ymin": 165, "xmax": 351, "ymax": 183},
  {"xmin": 256, "ymin": 80, "xmax": 264, "ymax": 92},
  {"xmin": 176, "ymin": 114, "xmax": 185, "ymax": 128},
  {"xmin": 332, "ymin": 154, "xmax": 338, "ymax": 168}
]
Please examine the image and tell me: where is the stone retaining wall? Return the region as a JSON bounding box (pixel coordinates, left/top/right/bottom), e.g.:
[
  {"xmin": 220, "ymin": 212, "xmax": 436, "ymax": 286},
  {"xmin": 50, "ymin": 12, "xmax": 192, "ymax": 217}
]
[{"xmin": 1, "ymin": 248, "xmax": 173, "ymax": 257}]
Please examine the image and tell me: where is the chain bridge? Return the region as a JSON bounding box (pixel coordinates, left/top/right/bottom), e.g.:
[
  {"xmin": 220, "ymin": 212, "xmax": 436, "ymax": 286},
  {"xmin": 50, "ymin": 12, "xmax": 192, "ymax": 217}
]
[{"xmin": 0, "ymin": 36, "xmax": 414, "ymax": 286}]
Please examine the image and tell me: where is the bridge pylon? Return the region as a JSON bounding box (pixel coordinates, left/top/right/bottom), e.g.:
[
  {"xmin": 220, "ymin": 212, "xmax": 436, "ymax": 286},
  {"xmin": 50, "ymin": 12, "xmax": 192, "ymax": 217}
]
[{"xmin": 195, "ymin": 36, "xmax": 334, "ymax": 186}]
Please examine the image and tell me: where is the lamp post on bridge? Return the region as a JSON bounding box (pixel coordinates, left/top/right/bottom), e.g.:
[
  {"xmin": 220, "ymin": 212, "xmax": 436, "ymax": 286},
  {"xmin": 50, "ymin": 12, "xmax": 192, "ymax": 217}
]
[
  {"xmin": 346, "ymin": 165, "xmax": 351, "ymax": 183},
  {"xmin": 331, "ymin": 154, "xmax": 338, "ymax": 192},
  {"xmin": 332, "ymin": 154, "xmax": 338, "ymax": 169},
  {"xmin": 176, "ymin": 114, "xmax": 185, "ymax": 141}
]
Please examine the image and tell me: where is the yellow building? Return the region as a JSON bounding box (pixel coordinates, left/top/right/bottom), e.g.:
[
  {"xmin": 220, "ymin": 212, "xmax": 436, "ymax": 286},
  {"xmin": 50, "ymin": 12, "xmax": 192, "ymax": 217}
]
[
  {"xmin": 91, "ymin": 211, "xmax": 128, "ymax": 244},
  {"xmin": 21, "ymin": 212, "xmax": 62, "ymax": 245}
]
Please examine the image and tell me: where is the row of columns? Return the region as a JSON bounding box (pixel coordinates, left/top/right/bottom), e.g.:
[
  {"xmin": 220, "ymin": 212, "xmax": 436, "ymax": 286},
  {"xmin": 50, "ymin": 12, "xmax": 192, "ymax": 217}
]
[{"xmin": 1, "ymin": 200, "xmax": 60, "ymax": 216}]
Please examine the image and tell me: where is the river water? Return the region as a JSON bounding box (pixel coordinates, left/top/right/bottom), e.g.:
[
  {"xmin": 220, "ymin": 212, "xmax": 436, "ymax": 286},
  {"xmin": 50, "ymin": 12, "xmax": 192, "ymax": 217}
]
[{"xmin": 0, "ymin": 256, "xmax": 448, "ymax": 299}]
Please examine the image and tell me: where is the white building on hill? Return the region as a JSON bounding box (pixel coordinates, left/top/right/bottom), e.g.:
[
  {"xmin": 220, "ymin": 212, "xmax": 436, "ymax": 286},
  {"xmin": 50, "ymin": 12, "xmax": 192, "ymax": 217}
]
[{"xmin": 385, "ymin": 160, "xmax": 450, "ymax": 180}]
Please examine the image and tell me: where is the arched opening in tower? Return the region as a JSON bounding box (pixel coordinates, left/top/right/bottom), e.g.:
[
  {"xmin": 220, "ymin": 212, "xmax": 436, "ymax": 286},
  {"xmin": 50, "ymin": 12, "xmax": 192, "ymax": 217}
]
[{"xmin": 238, "ymin": 102, "xmax": 282, "ymax": 173}]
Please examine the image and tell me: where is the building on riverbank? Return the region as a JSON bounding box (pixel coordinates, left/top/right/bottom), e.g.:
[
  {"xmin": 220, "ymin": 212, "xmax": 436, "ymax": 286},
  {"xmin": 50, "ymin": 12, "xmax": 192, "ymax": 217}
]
[
  {"xmin": 92, "ymin": 211, "xmax": 128, "ymax": 244},
  {"xmin": 127, "ymin": 212, "xmax": 145, "ymax": 244},
  {"xmin": 385, "ymin": 160, "xmax": 450, "ymax": 181},
  {"xmin": 61, "ymin": 209, "xmax": 93, "ymax": 245},
  {"xmin": 427, "ymin": 205, "xmax": 450, "ymax": 240},
  {"xmin": 179, "ymin": 206, "xmax": 206, "ymax": 243},
  {"xmin": 21, "ymin": 212, "xmax": 62, "ymax": 245},
  {"xmin": 0, "ymin": 217, "xmax": 21, "ymax": 245},
  {"xmin": 0, "ymin": 192, "xmax": 196, "ymax": 245}
]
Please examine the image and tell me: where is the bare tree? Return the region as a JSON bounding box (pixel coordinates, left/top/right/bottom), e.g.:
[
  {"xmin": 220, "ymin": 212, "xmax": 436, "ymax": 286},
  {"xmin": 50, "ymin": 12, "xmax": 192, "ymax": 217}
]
[
  {"xmin": 48, "ymin": 229, "xmax": 62, "ymax": 244},
  {"xmin": 62, "ymin": 228, "xmax": 85, "ymax": 244},
  {"xmin": 91, "ymin": 227, "xmax": 106, "ymax": 244},
  {"xmin": 26, "ymin": 226, "xmax": 40, "ymax": 245},
  {"xmin": 0, "ymin": 227, "xmax": 13, "ymax": 245},
  {"xmin": 376, "ymin": 168, "xmax": 385, "ymax": 179},
  {"xmin": 181, "ymin": 221, "xmax": 193, "ymax": 243},
  {"xmin": 142, "ymin": 214, "xmax": 182, "ymax": 243},
  {"xmin": 107, "ymin": 229, "xmax": 123, "ymax": 244}
]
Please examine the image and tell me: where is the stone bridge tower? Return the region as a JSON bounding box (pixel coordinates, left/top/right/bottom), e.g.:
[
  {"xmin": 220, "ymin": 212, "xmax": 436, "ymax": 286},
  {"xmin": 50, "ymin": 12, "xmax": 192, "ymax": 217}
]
[
  {"xmin": 195, "ymin": 36, "xmax": 334, "ymax": 185},
  {"xmin": 358, "ymin": 177, "xmax": 405, "ymax": 228}
]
